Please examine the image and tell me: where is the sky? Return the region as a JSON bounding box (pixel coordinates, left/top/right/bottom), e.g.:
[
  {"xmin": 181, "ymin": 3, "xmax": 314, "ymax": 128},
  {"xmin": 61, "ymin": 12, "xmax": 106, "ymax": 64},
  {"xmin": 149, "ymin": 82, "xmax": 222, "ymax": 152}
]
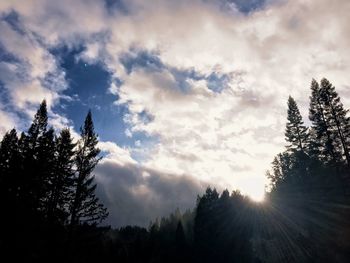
[{"xmin": 0, "ymin": 0, "xmax": 350, "ymax": 227}]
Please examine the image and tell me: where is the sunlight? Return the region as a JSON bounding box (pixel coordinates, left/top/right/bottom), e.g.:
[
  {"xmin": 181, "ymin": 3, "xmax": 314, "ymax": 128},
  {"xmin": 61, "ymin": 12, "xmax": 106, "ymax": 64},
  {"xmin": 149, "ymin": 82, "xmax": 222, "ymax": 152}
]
[
  {"xmin": 244, "ymin": 183, "xmax": 265, "ymax": 202},
  {"xmin": 248, "ymin": 190, "xmax": 265, "ymax": 202},
  {"xmin": 238, "ymin": 178, "xmax": 266, "ymax": 202}
]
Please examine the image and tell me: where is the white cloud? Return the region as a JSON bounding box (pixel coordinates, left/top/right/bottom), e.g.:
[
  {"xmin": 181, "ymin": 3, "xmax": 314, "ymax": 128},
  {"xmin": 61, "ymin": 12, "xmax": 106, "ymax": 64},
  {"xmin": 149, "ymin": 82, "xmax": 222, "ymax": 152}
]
[
  {"xmin": 0, "ymin": 110, "xmax": 16, "ymax": 136},
  {"xmin": 99, "ymin": 141, "xmax": 138, "ymax": 166}
]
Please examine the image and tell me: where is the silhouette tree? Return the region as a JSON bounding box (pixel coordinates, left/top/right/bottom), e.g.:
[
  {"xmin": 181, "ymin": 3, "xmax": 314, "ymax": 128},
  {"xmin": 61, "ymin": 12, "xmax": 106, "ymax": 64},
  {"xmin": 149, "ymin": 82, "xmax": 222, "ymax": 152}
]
[
  {"xmin": 70, "ymin": 111, "xmax": 108, "ymax": 227},
  {"xmin": 0, "ymin": 129, "xmax": 19, "ymax": 200},
  {"xmin": 38, "ymin": 127, "xmax": 56, "ymax": 210},
  {"xmin": 285, "ymin": 96, "xmax": 308, "ymax": 151},
  {"xmin": 175, "ymin": 220, "xmax": 187, "ymax": 261},
  {"xmin": 20, "ymin": 100, "xmax": 56, "ymax": 215},
  {"xmin": 175, "ymin": 220, "xmax": 186, "ymax": 248},
  {"xmin": 309, "ymin": 79, "xmax": 340, "ymax": 163},
  {"xmin": 0, "ymin": 103, "xmax": 113, "ymax": 262},
  {"xmin": 266, "ymin": 153, "xmax": 293, "ymax": 192},
  {"xmin": 194, "ymin": 187, "xmax": 220, "ymax": 261},
  {"xmin": 319, "ymin": 78, "xmax": 350, "ymax": 166},
  {"xmin": 46, "ymin": 128, "xmax": 76, "ymax": 224},
  {"xmin": 0, "ymin": 128, "xmax": 21, "ymax": 227}
]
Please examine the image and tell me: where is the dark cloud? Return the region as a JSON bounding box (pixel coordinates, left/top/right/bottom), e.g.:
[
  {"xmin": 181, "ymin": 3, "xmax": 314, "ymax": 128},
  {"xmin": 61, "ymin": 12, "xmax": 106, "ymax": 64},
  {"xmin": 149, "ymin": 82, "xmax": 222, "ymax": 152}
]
[
  {"xmin": 119, "ymin": 49, "xmax": 231, "ymax": 94},
  {"xmin": 106, "ymin": 0, "xmax": 266, "ymax": 15},
  {"xmin": 228, "ymin": 0, "xmax": 266, "ymax": 13},
  {"xmin": 225, "ymin": 0, "xmax": 266, "ymax": 13},
  {"xmin": 137, "ymin": 110, "xmax": 154, "ymax": 125},
  {"xmin": 203, "ymin": 0, "xmax": 266, "ymax": 13},
  {"xmin": 95, "ymin": 160, "xmax": 206, "ymax": 227},
  {"xmin": 1, "ymin": 10, "xmax": 25, "ymax": 35},
  {"xmin": 169, "ymin": 67, "xmax": 204, "ymax": 93},
  {"xmin": 206, "ymin": 72, "xmax": 230, "ymax": 93},
  {"xmin": 120, "ymin": 49, "xmax": 164, "ymax": 74},
  {"xmin": 104, "ymin": 0, "xmax": 130, "ymax": 15}
]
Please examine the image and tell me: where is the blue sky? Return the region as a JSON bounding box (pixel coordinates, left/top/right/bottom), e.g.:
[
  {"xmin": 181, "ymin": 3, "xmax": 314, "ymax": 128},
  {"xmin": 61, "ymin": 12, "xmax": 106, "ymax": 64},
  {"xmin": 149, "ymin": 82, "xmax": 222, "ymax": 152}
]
[
  {"xmin": 0, "ymin": 0, "xmax": 349, "ymax": 226},
  {"xmin": 52, "ymin": 46, "xmax": 130, "ymax": 145}
]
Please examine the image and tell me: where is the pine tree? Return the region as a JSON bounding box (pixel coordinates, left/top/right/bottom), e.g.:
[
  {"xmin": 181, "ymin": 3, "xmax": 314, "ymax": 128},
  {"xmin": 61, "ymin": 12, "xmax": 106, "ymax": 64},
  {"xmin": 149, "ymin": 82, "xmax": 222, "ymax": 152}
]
[
  {"xmin": 20, "ymin": 100, "xmax": 54, "ymax": 213},
  {"xmin": 319, "ymin": 78, "xmax": 350, "ymax": 166},
  {"xmin": 38, "ymin": 127, "xmax": 56, "ymax": 210},
  {"xmin": 46, "ymin": 128, "xmax": 76, "ymax": 224},
  {"xmin": 267, "ymin": 153, "xmax": 291, "ymax": 191},
  {"xmin": 26, "ymin": 100, "xmax": 48, "ymax": 149},
  {"xmin": 175, "ymin": 221, "xmax": 186, "ymax": 250},
  {"xmin": 309, "ymin": 79, "xmax": 340, "ymax": 163},
  {"xmin": 267, "ymin": 150, "xmax": 314, "ymax": 194},
  {"xmin": 0, "ymin": 129, "xmax": 20, "ymax": 205},
  {"xmin": 70, "ymin": 111, "xmax": 108, "ymax": 226},
  {"xmin": 285, "ymin": 96, "xmax": 308, "ymax": 151},
  {"xmin": 194, "ymin": 187, "xmax": 219, "ymax": 259},
  {"xmin": 266, "ymin": 156, "xmax": 283, "ymax": 191}
]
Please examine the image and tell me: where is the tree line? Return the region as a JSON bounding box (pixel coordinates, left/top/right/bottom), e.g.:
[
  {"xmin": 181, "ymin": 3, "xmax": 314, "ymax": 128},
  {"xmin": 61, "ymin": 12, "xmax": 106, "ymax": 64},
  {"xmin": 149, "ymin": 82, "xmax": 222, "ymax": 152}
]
[{"xmin": 1, "ymin": 78, "xmax": 350, "ymax": 262}]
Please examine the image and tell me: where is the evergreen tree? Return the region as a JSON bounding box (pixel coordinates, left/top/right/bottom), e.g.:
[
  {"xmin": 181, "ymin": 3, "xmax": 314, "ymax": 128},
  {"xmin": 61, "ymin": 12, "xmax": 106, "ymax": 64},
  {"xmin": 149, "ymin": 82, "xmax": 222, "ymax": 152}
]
[
  {"xmin": 0, "ymin": 129, "xmax": 20, "ymax": 206},
  {"xmin": 319, "ymin": 78, "xmax": 350, "ymax": 166},
  {"xmin": 285, "ymin": 96, "xmax": 308, "ymax": 151},
  {"xmin": 309, "ymin": 79, "xmax": 340, "ymax": 163},
  {"xmin": 194, "ymin": 187, "xmax": 219, "ymax": 261},
  {"xmin": 175, "ymin": 221, "xmax": 187, "ymax": 257},
  {"xmin": 70, "ymin": 111, "xmax": 108, "ymax": 226},
  {"xmin": 38, "ymin": 127, "xmax": 56, "ymax": 211},
  {"xmin": 267, "ymin": 150, "xmax": 314, "ymax": 193},
  {"xmin": 28, "ymin": 100, "xmax": 48, "ymax": 142},
  {"xmin": 267, "ymin": 153, "xmax": 292, "ymax": 192},
  {"xmin": 46, "ymin": 128, "xmax": 76, "ymax": 224},
  {"xmin": 20, "ymin": 100, "xmax": 55, "ymax": 213},
  {"xmin": 266, "ymin": 156, "xmax": 284, "ymax": 191}
]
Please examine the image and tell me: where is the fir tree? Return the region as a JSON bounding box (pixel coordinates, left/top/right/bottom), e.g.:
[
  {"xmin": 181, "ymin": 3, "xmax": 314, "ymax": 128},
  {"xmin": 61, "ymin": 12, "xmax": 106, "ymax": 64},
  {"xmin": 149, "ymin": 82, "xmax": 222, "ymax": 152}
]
[
  {"xmin": 319, "ymin": 78, "xmax": 350, "ymax": 166},
  {"xmin": 309, "ymin": 79, "xmax": 340, "ymax": 163},
  {"xmin": 0, "ymin": 129, "xmax": 20, "ymax": 205},
  {"xmin": 266, "ymin": 156, "xmax": 284, "ymax": 191},
  {"xmin": 38, "ymin": 127, "xmax": 56, "ymax": 211},
  {"xmin": 46, "ymin": 128, "xmax": 76, "ymax": 224},
  {"xmin": 175, "ymin": 221, "xmax": 187, "ymax": 251},
  {"xmin": 70, "ymin": 111, "xmax": 108, "ymax": 226},
  {"xmin": 266, "ymin": 153, "xmax": 292, "ymax": 192},
  {"xmin": 20, "ymin": 100, "xmax": 54, "ymax": 213},
  {"xmin": 285, "ymin": 96, "xmax": 308, "ymax": 151}
]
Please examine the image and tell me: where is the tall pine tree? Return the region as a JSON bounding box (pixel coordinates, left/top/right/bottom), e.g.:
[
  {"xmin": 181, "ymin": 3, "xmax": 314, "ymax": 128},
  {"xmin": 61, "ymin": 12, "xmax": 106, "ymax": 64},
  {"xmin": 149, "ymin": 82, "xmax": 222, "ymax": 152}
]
[
  {"xmin": 309, "ymin": 79, "xmax": 340, "ymax": 163},
  {"xmin": 0, "ymin": 129, "xmax": 20, "ymax": 211},
  {"xmin": 38, "ymin": 127, "xmax": 56, "ymax": 210},
  {"xmin": 319, "ymin": 78, "xmax": 350, "ymax": 166},
  {"xmin": 285, "ymin": 96, "xmax": 308, "ymax": 151},
  {"xmin": 46, "ymin": 128, "xmax": 76, "ymax": 224},
  {"xmin": 70, "ymin": 111, "xmax": 108, "ymax": 226},
  {"xmin": 20, "ymin": 100, "xmax": 55, "ymax": 214}
]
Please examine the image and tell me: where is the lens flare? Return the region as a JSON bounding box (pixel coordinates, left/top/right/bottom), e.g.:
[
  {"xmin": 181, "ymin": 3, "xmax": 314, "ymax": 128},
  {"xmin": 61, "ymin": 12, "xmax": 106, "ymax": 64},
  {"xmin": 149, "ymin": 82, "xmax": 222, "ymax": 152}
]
[{"xmin": 248, "ymin": 190, "xmax": 265, "ymax": 202}]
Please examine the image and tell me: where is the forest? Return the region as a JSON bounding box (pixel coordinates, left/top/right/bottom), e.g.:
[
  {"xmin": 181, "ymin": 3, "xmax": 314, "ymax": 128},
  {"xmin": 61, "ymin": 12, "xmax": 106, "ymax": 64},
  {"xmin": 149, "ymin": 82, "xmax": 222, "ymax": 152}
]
[{"xmin": 1, "ymin": 78, "xmax": 350, "ymax": 262}]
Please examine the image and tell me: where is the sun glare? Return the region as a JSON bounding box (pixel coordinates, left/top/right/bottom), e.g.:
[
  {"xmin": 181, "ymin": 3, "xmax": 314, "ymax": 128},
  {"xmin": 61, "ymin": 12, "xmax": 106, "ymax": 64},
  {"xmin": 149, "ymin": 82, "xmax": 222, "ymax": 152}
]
[
  {"xmin": 248, "ymin": 190, "xmax": 265, "ymax": 202},
  {"xmin": 244, "ymin": 184, "xmax": 266, "ymax": 202},
  {"xmin": 239, "ymin": 179, "xmax": 266, "ymax": 202}
]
